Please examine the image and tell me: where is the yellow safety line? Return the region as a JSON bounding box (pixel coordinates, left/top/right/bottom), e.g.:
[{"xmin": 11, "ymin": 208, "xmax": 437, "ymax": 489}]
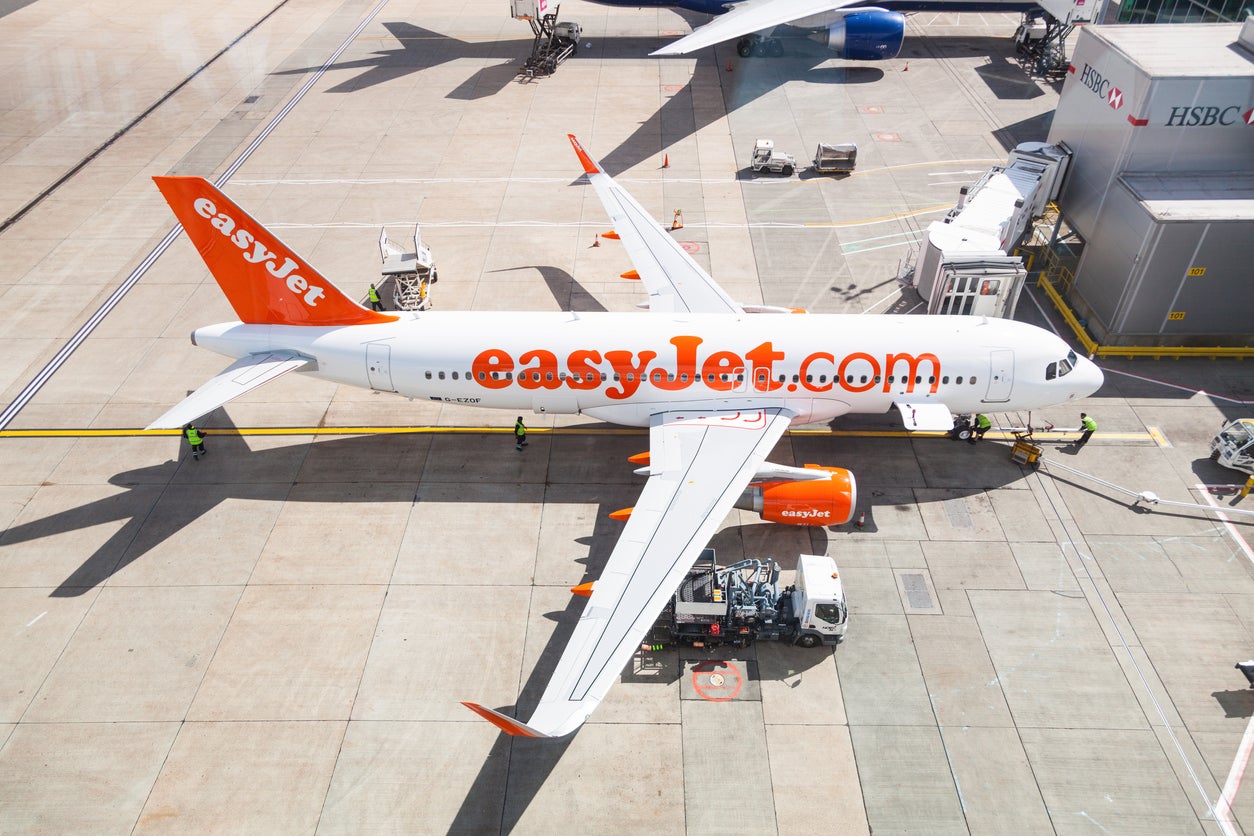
[
  {"xmin": 0, "ymin": 427, "xmax": 1160, "ymax": 441},
  {"xmin": 1037, "ymin": 275, "xmax": 1254, "ymax": 359}
]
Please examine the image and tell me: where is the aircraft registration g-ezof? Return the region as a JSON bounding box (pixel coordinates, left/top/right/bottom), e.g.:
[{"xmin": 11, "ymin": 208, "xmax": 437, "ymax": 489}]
[
  {"xmin": 595, "ymin": 0, "xmax": 1037, "ymax": 60},
  {"xmin": 149, "ymin": 135, "xmax": 1102, "ymax": 739}
]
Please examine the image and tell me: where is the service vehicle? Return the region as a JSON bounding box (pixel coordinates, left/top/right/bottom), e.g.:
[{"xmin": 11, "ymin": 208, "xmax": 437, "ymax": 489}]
[
  {"xmin": 1211, "ymin": 419, "xmax": 1254, "ymax": 476},
  {"xmin": 750, "ymin": 139, "xmax": 796, "ymax": 175},
  {"xmin": 649, "ymin": 549, "xmax": 847, "ymax": 649},
  {"xmin": 812, "ymin": 142, "xmax": 857, "ymax": 173}
]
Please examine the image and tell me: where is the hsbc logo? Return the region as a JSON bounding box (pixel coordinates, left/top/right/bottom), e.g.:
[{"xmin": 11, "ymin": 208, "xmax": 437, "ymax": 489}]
[
  {"xmin": 1078, "ymin": 64, "xmax": 1122, "ymax": 110},
  {"xmin": 1164, "ymin": 105, "xmax": 1251, "ymax": 127}
]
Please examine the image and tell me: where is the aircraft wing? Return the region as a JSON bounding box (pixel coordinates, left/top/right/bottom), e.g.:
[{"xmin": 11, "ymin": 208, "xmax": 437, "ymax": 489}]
[
  {"xmin": 145, "ymin": 351, "xmax": 312, "ymax": 430},
  {"xmin": 464, "ymin": 407, "xmax": 794, "ymax": 738},
  {"xmin": 651, "ymin": 0, "xmax": 863, "ymax": 56},
  {"xmin": 568, "ymin": 135, "xmax": 742, "ymax": 315}
]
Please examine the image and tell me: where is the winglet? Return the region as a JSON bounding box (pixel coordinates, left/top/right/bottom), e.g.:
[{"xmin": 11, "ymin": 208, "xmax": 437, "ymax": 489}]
[
  {"xmin": 461, "ymin": 702, "xmax": 552, "ymax": 738},
  {"xmin": 567, "ymin": 134, "xmax": 600, "ymax": 176}
]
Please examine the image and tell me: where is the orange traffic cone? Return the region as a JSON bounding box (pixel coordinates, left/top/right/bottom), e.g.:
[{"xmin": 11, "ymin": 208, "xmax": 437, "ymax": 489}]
[
  {"xmin": 726, "ymin": 61, "xmax": 733, "ymax": 72},
  {"xmin": 902, "ymin": 61, "xmax": 909, "ymax": 72},
  {"xmin": 662, "ymin": 153, "xmax": 669, "ymax": 168},
  {"xmin": 671, "ymin": 209, "xmax": 683, "ymax": 230},
  {"xmin": 592, "ymin": 234, "xmax": 600, "ymax": 247},
  {"xmin": 856, "ymin": 511, "xmax": 866, "ymax": 527}
]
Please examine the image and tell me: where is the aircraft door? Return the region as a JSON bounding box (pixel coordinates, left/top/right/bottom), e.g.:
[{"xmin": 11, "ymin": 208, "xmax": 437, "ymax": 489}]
[
  {"xmin": 366, "ymin": 343, "xmax": 395, "ymax": 392},
  {"xmin": 984, "ymin": 349, "xmax": 1013, "ymax": 402}
]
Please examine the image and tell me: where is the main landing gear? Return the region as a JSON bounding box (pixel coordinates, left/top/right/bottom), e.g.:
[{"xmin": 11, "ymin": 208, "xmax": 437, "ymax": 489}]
[{"xmin": 737, "ymin": 34, "xmax": 785, "ymax": 58}]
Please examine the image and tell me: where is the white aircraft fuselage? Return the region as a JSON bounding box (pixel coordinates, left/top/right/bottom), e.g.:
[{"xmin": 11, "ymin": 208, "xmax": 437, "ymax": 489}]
[{"xmin": 192, "ymin": 311, "xmax": 1101, "ymax": 426}]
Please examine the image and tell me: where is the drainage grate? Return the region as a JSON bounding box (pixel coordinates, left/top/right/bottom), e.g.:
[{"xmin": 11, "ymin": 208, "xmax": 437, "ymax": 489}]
[
  {"xmin": 943, "ymin": 497, "xmax": 973, "ymax": 529},
  {"xmin": 901, "ymin": 573, "xmax": 933, "ymax": 609}
]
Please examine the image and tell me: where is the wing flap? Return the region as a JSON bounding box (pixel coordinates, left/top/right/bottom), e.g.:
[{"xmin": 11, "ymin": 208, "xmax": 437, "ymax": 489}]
[
  {"xmin": 467, "ymin": 408, "xmax": 793, "ymax": 737},
  {"xmin": 145, "ymin": 351, "xmax": 312, "ymax": 430}
]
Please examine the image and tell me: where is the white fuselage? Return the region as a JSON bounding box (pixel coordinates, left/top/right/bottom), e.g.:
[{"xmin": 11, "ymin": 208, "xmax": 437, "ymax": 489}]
[{"xmin": 191, "ymin": 311, "xmax": 1102, "ymax": 426}]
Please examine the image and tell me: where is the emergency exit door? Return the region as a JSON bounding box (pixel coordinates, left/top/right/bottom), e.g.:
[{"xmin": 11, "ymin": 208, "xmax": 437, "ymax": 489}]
[
  {"xmin": 366, "ymin": 343, "xmax": 395, "ymax": 392},
  {"xmin": 984, "ymin": 349, "xmax": 1013, "ymax": 402}
]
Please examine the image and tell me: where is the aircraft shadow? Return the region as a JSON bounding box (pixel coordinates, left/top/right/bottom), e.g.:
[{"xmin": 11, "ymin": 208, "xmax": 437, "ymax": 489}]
[
  {"xmin": 486, "ymin": 265, "xmax": 607, "ymax": 313},
  {"xmin": 271, "ymin": 22, "xmax": 1042, "ymax": 177},
  {"xmin": 448, "ymin": 515, "xmax": 832, "ymax": 833}
]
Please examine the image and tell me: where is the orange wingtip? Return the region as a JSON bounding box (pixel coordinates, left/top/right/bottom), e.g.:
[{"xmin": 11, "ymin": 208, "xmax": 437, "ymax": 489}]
[
  {"xmin": 620, "ymin": 270, "xmax": 640, "ymax": 280},
  {"xmin": 461, "ymin": 702, "xmax": 546, "ymax": 738},
  {"xmin": 602, "ymin": 231, "xmax": 620, "ymax": 240},
  {"xmin": 627, "ymin": 451, "xmax": 650, "ymax": 464},
  {"xmin": 571, "ymin": 582, "xmax": 594, "ymax": 597},
  {"xmin": 609, "ymin": 507, "xmax": 634, "ymax": 521},
  {"xmin": 568, "ymin": 135, "xmax": 600, "ymax": 175},
  {"xmin": 790, "ymin": 307, "xmax": 808, "ymax": 314}
]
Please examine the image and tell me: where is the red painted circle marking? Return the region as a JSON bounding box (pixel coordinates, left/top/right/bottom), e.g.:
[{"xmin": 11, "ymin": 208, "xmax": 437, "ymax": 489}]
[
  {"xmin": 680, "ymin": 242, "xmax": 700, "ymax": 254},
  {"xmin": 663, "ymin": 84, "xmax": 683, "ymax": 92},
  {"xmin": 692, "ymin": 660, "xmax": 742, "ymax": 702},
  {"xmin": 874, "ymin": 132, "xmax": 901, "ymax": 143}
]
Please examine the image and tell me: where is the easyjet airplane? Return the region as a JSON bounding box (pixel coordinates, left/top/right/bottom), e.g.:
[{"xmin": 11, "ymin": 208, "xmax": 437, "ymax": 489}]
[{"xmin": 149, "ymin": 135, "xmax": 1102, "ymax": 738}]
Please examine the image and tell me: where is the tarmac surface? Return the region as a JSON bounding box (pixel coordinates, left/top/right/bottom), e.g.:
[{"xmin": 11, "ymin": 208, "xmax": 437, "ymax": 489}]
[{"xmin": 1, "ymin": 0, "xmax": 1252, "ymax": 833}]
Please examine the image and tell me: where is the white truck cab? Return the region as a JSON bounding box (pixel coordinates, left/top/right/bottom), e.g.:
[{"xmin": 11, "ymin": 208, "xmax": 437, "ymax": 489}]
[
  {"xmin": 750, "ymin": 139, "xmax": 796, "ymax": 175},
  {"xmin": 1211, "ymin": 419, "xmax": 1254, "ymax": 476},
  {"xmin": 794, "ymin": 554, "xmax": 847, "ymax": 644}
]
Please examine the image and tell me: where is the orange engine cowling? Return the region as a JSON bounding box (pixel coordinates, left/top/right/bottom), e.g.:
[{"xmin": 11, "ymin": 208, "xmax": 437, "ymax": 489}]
[{"xmin": 735, "ymin": 465, "xmax": 856, "ymax": 526}]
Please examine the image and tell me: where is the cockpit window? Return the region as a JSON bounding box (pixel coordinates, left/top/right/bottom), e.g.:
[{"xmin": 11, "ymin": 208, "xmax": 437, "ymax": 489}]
[{"xmin": 1048, "ymin": 350, "xmax": 1079, "ymax": 380}]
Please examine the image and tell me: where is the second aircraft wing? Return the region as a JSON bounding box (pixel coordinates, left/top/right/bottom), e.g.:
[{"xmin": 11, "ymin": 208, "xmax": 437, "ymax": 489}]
[
  {"xmin": 464, "ymin": 407, "xmax": 794, "ymax": 738},
  {"xmin": 650, "ymin": 0, "xmax": 864, "ymax": 56}
]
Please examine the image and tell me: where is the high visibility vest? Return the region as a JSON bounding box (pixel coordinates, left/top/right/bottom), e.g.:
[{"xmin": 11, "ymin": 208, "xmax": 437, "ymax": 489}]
[
  {"xmin": 975, "ymin": 414, "xmax": 991, "ymax": 430},
  {"xmin": 368, "ymin": 287, "xmax": 380, "ymax": 303},
  {"xmin": 1081, "ymin": 416, "xmax": 1098, "ymax": 432},
  {"xmin": 514, "ymin": 420, "xmax": 526, "ymax": 438},
  {"xmin": 186, "ymin": 427, "xmax": 202, "ymax": 445}
]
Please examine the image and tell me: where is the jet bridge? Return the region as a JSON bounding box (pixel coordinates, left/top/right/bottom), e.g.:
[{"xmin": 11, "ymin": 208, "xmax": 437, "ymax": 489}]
[{"xmin": 912, "ymin": 142, "xmax": 1072, "ymax": 319}]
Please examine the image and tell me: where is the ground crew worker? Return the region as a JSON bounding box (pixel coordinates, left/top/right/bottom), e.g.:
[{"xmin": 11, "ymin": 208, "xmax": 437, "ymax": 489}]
[
  {"xmin": 514, "ymin": 416, "xmax": 528, "ymax": 451},
  {"xmin": 367, "ymin": 284, "xmax": 384, "ymax": 311},
  {"xmin": 1076, "ymin": 412, "xmax": 1098, "ymax": 448},
  {"xmin": 182, "ymin": 423, "xmax": 206, "ymax": 460},
  {"xmin": 970, "ymin": 413, "xmax": 992, "ymax": 444}
]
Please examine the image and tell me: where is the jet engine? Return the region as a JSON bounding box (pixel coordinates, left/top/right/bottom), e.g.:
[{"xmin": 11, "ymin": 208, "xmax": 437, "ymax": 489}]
[
  {"xmin": 816, "ymin": 11, "xmax": 905, "ymax": 61},
  {"xmin": 735, "ymin": 465, "xmax": 857, "ymax": 526}
]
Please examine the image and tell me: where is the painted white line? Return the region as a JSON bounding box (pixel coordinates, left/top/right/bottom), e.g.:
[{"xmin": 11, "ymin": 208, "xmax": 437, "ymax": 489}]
[
  {"xmin": 25, "ymin": 612, "xmax": 46, "ymax": 629},
  {"xmin": 1101, "ymin": 368, "xmax": 1254, "ymax": 405},
  {"xmin": 1214, "ymin": 710, "xmax": 1254, "ymax": 835},
  {"xmin": 1197, "ymin": 485, "xmax": 1254, "ymax": 566}
]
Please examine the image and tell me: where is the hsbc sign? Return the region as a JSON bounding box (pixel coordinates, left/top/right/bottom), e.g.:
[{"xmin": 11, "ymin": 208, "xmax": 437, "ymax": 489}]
[
  {"xmin": 1163, "ymin": 105, "xmax": 1252, "ymax": 127},
  {"xmin": 1078, "ymin": 64, "xmax": 1123, "ymax": 110}
]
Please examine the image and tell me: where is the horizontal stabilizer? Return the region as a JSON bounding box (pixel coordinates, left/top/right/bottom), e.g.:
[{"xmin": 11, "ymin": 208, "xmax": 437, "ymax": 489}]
[
  {"xmin": 145, "ymin": 351, "xmax": 311, "ymax": 430},
  {"xmin": 461, "ymin": 702, "xmax": 553, "ymax": 738},
  {"xmin": 894, "ymin": 401, "xmax": 954, "ymax": 432}
]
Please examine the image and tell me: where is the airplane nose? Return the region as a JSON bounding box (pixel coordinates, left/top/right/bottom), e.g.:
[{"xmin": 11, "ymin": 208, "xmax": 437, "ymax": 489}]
[{"xmin": 1075, "ymin": 357, "xmax": 1104, "ymax": 398}]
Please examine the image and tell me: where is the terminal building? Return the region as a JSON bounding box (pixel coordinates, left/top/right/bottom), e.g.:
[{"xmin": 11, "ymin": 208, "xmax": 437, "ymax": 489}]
[{"xmin": 1044, "ymin": 20, "xmax": 1254, "ymax": 347}]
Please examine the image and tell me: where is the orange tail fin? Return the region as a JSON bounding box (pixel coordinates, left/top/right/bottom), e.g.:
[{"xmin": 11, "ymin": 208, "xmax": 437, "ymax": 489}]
[{"xmin": 153, "ymin": 176, "xmax": 396, "ymax": 326}]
